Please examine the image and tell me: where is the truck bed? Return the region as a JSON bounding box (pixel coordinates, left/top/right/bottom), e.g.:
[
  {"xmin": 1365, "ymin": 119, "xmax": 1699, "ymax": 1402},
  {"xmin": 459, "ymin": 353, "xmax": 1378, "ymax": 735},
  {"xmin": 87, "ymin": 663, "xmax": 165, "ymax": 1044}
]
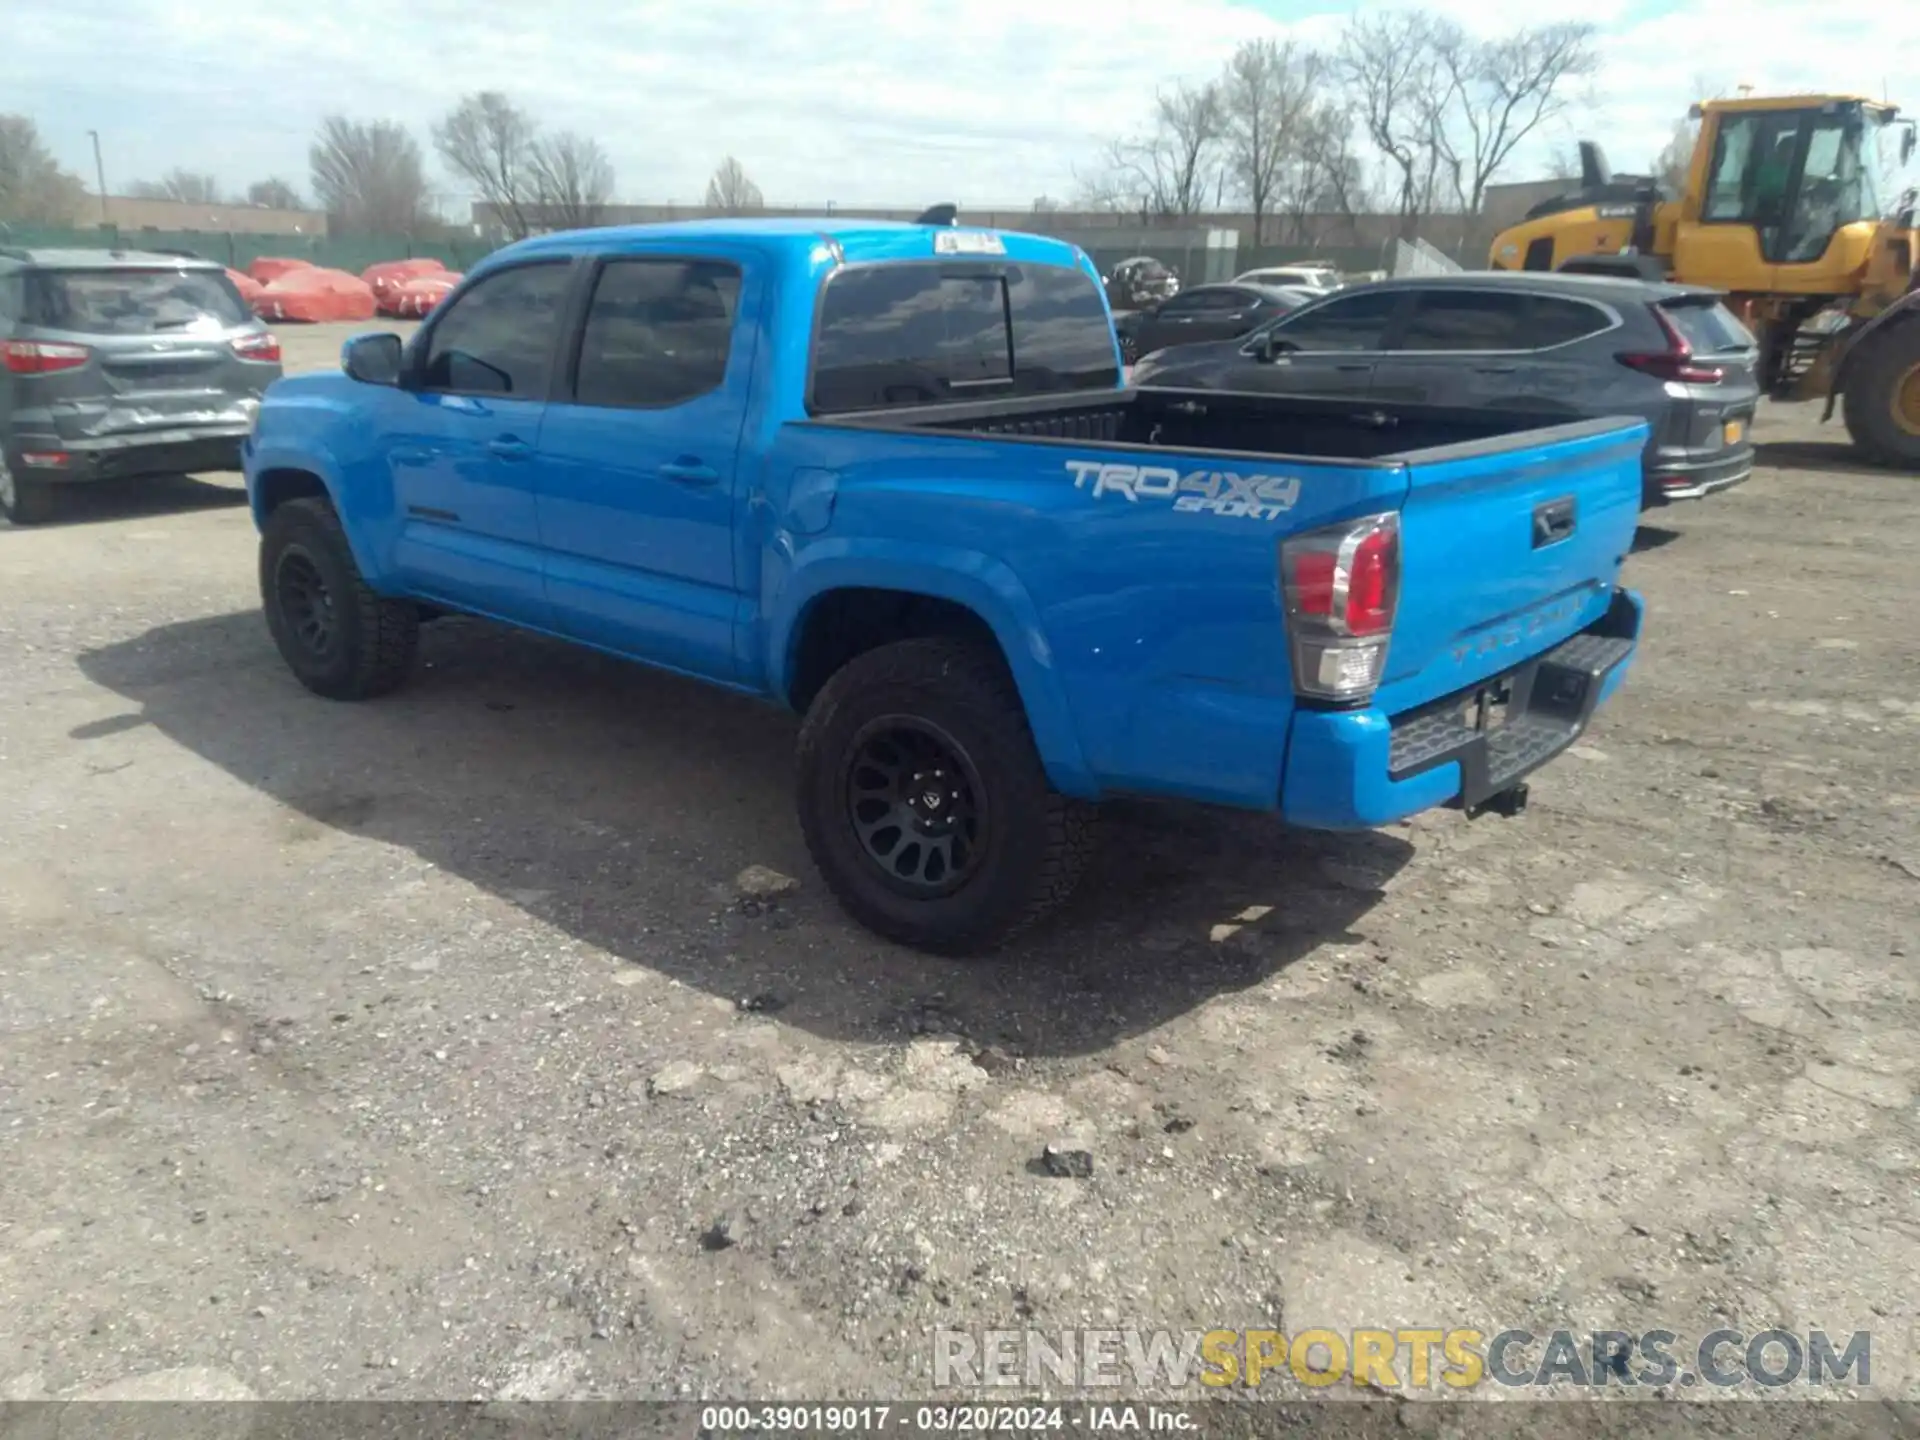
[{"xmin": 813, "ymin": 385, "xmax": 1632, "ymax": 465}]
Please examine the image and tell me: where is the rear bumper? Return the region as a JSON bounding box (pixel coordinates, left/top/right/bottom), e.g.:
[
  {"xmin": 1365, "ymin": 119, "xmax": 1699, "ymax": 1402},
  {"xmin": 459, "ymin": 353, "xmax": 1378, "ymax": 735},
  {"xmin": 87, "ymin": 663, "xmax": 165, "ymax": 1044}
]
[
  {"xmin": 6, "ymin": 428, "xmax": 250, "ymax": 484},
  {"xmin": 1645, "ymin": 448, "xmax": 1753, "ymax": 504},
  {"xmin": 1279, "ymin": 588, "xmax": 1643, "ymax": 829}
]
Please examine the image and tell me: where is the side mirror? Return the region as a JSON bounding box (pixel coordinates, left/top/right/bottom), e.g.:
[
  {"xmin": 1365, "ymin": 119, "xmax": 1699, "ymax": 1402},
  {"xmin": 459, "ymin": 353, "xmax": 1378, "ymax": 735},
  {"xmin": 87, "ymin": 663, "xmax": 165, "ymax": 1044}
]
[
  {"xmin": 1252, "ymin": 331, "xmax": 1292, "ymax": 362},
  {"xmin": 342, "ymin": 333, "xmax": 404, "ymax": 387}
]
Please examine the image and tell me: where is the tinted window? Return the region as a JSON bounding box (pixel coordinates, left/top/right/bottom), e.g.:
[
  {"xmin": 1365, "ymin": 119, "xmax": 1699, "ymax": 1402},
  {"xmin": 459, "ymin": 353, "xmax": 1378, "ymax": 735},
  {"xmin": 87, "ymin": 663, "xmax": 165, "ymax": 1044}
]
[
  {"xmin": 1271, "ymin": 290, "xmax": 1400, "ymax": 351},
  {"xmin": 574, "ymin": 259, "xmax": 740, "ymax": 408},
  {"xmin": 1522, "ymin": 295, "xmax": 1611, "ymax": 348},
  {"xmin": 812, "ymin": 261, "xmax": 1115, "ymax": 413},
  {"xmin": 1398, "ymin": 290, "xmax": 1527, "ymax": 351},
  {"xmin": 1662, "ymin": 300, "xmax": 1755, "ymax": 354},
  {"xmin": 420, "ymin": 262, "xmax": 572, "ymax": 396},
  {"xmin": 21, "ymin": 267, "xmax": 250, "ymax": 335},
  {"xmin": 1006, "ymin": 264, "xmax": 1119, "ymax": 392}
]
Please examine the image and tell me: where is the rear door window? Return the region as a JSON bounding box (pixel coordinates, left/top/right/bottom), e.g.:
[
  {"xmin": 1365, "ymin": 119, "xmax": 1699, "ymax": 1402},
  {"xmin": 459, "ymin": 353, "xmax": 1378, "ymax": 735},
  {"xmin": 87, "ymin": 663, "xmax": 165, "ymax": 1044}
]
[
  {"xmin": 1397, "ymin": 290, "xmax": 1529, "ymax": 352},
  {"xmin": 572, "ymin": 258, "xmax": 741, "ymax": 408},
  {"xmin": 22, "ymin": 268, "xmax": 251, "ymax": 335},
  {"xmin": 419, "ymin": 261, "xmax": 573, "ymax": 397},
  {"xmin": 1662, "ymin": 299, "xmax": 1755, "ymax": 354},
  {"xmin": 811, "ymin": 261, "xmax": 1116, "ymax": 413}
]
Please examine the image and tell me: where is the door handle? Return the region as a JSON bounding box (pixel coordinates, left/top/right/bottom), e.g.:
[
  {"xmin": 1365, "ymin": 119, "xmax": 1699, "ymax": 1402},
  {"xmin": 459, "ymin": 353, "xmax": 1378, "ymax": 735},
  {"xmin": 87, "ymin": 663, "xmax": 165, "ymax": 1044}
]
[
  {"xmin": 1334, "ymin": 362, "xmax": 1371, "ymax": 373},
  {"xmin": 1475, "ymin": 364, "xmax": 1519, "ymax": 375},
  {"xmin": 488, "ymin": 435, "xmax": 533, "ymax": 461},
  {"xmin": 658, "ymin": 458, "xmax": 719, "ymax": 485}
]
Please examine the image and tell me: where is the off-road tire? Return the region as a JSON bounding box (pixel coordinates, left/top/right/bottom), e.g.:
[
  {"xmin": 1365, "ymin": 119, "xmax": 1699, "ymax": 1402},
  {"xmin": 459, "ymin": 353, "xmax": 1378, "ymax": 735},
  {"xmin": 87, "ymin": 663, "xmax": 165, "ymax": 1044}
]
[
  {"xmin": 1842, "ymin": 324, "xmax": 1920, "ymax": 468},
  {"xmin": 796, "ymin": 637, "xmax": 1098, "ymax": 954},
  {"xmin": 0, "ymin": 451, "xmax": 55, "ymax": 526},
  {"xmin": 259, "ymin": 497, "xmax": 419, "ymax": 700}
]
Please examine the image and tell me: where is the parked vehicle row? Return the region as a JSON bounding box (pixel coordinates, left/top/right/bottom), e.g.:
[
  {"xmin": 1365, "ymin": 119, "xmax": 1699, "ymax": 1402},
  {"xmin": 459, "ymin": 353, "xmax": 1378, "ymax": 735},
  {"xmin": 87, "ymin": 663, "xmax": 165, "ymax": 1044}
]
[
  {"xmin": 1131, "ymin": 271, "xmax": 1761, "ymax": 508},
  {"xmin": 241, "ymin": 216, "xmax": 1647, "ymax": 954}
]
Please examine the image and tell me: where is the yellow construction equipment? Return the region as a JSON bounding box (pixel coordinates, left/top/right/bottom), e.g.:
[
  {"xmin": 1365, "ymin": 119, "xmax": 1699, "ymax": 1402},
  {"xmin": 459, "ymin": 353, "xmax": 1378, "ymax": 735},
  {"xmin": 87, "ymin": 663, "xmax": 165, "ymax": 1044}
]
[{"xmin": 1489, "ymin": 94, "xmax": 1920, "ymax": 467}]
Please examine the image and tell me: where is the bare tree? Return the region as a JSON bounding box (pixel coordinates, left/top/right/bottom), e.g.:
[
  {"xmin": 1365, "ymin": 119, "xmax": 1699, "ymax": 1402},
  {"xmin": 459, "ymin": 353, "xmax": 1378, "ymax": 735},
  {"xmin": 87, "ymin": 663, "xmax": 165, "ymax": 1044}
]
[
  {"xmin": 1432, "ymin": 21, "xmax": 1598, "ymax": 213},
  {"xmin": 310, "ymin": 116, "xmax": 434, "ymax": 236},
  {"xmin": 247, "ymin": 177, "xmax": 303, "ymax": 210},
  {"xmin": 128, "ymin": 168, "xmax": 223, "ymax": 204},
  {"xmin": 1084, "ymin": 81, "xmax": 1227, "ymax": 219},
  {"xmin": 1030, "ymin": 195, "xmax": 1061, "ymax": 213},
  {"xmin": 433, "ymin": 92, "xmax": 540, "ymax": 239},
  {"xmin": 1221, "ymin": 39, "xmax": 1323, "ymax": 244},
  {"xmin": 1336, "ymin": 10, "xmax": 1460, "ymax": 231},
  {"xmin": 0, "ymin": 114, "xmax": 87, "ymax": 224},
  {"xmin": 1277, "ymin": 102, "xmax": 1370, "ymax": 241},
  {"xmin": 529, "ymin": 132, "xmax": 614, "ymax": 230},
  {"xmin": 704, "ymin": 156, "xmax": 764, "ymax": 213}
]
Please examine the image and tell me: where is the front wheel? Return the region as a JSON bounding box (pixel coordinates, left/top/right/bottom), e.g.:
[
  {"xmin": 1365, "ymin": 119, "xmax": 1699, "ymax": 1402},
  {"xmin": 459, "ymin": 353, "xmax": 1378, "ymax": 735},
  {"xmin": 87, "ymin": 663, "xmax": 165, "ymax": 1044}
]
[
  {"xmin": 1842, "ymin": 324, "xmax": 1920, "ymax": 468},
  {"xmin": 795, "ymin": 637, "xmax": 1097, "ymax": 954},
  {"xmin": 259, "ymin": 497, "xmax": 420, "ymax": 700}
]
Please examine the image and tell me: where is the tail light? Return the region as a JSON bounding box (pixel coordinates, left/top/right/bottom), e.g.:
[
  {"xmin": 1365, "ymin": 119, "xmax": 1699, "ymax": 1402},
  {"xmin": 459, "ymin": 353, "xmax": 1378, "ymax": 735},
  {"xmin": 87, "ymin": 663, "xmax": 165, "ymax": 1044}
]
[
  {"xmin": 3, "ymin": 340, "xmax": 91, "ymax": 375},
  {"xmin": 1280, "ymin": 511, "xmax": 1400, "ymax": 702},
  {"xmin": 1617, "ymin": 307, "xmax": 1724, "ymax": 384},
  {"xmin": 232, "ymin": 332, "xmax": 282, "ymax": 363}
]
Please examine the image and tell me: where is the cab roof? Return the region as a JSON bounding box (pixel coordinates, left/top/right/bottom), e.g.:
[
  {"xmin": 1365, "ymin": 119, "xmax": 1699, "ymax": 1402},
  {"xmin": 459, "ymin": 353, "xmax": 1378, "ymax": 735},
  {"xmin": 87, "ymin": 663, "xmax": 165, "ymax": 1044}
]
[{"xmin": 497, "ymin": 216, "xmax": 1096, "ymax": 272}]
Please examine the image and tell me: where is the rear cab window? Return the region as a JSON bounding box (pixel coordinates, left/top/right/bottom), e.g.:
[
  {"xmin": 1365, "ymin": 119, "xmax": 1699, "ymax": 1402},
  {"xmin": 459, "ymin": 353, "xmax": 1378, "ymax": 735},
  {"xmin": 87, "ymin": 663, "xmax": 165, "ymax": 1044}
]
[
  {"xmin": 22, "ymin": 267, "xmax": 251, "ymax": 335},
  {"xmin": 809, "ymin": 261, "xmax": 1118, "ymax": 414}
]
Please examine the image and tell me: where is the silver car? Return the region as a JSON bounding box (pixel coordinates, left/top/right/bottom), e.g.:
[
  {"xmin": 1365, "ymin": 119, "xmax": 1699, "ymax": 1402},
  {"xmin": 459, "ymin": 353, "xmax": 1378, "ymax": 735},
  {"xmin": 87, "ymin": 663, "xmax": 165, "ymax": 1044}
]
[{"xmin": 0, "ymin": 247, "xmax": 282, "ymax": 524}]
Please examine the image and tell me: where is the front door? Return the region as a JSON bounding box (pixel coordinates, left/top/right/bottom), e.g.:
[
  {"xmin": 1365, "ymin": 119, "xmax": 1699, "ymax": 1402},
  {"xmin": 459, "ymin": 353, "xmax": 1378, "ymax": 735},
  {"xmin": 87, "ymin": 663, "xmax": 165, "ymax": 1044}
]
[
  {"xmin": 535, "ymin": 253, "xmax": 756, "ymax": 681},
  {"xmin": 387, "ymin": 258, "xmax": 576, "ymax": 623}
]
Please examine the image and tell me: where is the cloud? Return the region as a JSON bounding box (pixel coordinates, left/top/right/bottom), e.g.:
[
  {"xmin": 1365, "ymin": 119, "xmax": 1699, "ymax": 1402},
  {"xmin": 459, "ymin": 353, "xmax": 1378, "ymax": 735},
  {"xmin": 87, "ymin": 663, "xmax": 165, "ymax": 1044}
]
[{"xmin": 3, "ymin": 0, "xmax": 1913, "ymax": 213}]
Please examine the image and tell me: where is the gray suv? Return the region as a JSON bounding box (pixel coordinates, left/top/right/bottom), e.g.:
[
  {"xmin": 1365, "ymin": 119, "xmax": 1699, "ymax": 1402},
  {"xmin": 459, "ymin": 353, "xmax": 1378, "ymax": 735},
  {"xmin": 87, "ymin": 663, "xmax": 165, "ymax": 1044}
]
[
  {"xmin": 1130, "ymin": 272, "xmax": 1762, "ymax": 508},
  {"xmin": 0, "ymin": 247, "xmax": 282, "ymax": 524}
]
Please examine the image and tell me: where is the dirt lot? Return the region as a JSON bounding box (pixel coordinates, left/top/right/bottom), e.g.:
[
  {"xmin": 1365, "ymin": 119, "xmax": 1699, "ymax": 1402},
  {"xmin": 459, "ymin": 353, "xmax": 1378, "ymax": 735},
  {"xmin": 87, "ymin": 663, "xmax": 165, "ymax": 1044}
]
[{"xmin": 2, "ymin": 321, "xmax": 1917, "ymax": 1422}]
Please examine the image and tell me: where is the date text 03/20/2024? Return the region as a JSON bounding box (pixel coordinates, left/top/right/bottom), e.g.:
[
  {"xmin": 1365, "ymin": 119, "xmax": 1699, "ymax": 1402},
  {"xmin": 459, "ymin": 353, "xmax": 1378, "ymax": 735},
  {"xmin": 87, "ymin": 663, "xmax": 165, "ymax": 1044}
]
[{"xmin": 698, "ymin": 1406, "xmax": 1192, "ymax": 1432}]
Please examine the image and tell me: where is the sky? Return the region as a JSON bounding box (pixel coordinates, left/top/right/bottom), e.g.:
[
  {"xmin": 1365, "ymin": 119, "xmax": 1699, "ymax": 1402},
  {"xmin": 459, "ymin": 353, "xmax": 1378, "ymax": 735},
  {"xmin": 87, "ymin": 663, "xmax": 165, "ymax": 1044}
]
[{"xmin": 4, "ymin": 0, "xmax": 1916, "ymax": 216}]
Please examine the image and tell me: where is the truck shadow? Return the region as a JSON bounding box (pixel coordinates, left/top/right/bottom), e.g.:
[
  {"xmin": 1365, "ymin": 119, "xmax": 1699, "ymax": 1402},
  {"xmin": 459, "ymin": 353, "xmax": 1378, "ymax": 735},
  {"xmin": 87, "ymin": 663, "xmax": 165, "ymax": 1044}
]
[
  {"xmin": 3, "ymin": 474, "xmax": 249, "ymax": 530},
  {"xmin": 75, "ymin": 612, "xmax": 1407, "ymax": 1060}
]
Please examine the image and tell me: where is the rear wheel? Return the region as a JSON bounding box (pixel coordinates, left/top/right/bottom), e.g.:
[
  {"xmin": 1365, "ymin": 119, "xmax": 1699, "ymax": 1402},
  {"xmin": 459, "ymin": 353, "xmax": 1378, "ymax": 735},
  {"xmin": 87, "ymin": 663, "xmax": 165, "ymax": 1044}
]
[
  {"xmin": 1841, "ymin": 324, "xmax": 1920, "ymax": 468},
  {"xmin": 0, "ymin": 452, "xmax": 55, "ymax": 526},
  {"xmin": 795, "ymin": 636, "xmax": 1097, "ymax": 954},
  {"xmin": 259, "ymin": 497, "xmax": 420, "ymax": 699}
]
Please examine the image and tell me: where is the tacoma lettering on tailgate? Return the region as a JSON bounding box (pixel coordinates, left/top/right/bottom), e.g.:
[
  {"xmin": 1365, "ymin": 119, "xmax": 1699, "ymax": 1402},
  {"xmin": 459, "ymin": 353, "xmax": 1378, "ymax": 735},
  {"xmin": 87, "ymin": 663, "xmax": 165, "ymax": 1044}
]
[{"xmin": 1065, "ymin": 459, "xmax": 1302, "ymax": 520}]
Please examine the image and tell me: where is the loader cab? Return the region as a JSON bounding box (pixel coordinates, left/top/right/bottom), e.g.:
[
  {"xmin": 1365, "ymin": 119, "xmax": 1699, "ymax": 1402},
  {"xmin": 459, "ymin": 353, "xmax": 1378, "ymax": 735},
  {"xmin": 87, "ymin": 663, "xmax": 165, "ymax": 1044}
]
[{"xmin": 1677, "ymin": 96, "xmax": 1911, "ymax": 294}]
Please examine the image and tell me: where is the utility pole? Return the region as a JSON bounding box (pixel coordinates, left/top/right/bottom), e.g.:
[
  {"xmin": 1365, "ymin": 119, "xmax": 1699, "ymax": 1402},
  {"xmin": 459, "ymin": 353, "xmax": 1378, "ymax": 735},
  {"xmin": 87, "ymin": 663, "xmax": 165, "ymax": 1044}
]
[{"xmin": 87, "ymin": 130, "xmax": 109, "ymax": 226}]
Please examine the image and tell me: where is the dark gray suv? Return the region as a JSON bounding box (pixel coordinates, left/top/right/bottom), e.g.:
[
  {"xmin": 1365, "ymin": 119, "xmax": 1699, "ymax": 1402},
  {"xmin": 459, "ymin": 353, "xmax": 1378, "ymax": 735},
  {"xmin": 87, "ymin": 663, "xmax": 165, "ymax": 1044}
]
[
  {"xmin": 0, "ymin": 247, "xmax": 282, "ymax": 524},
  {"xmin": 1130, "ymin": 272, "xmax": 1761, "ymax": 508}
]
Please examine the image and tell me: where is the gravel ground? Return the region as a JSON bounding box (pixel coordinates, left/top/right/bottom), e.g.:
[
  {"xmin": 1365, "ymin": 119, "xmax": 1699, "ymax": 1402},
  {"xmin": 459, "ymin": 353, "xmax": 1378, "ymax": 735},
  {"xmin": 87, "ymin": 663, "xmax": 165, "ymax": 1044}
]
[{"xmin": 2, "ymin": 322, "xmax": 1916, "ymax": 1428}]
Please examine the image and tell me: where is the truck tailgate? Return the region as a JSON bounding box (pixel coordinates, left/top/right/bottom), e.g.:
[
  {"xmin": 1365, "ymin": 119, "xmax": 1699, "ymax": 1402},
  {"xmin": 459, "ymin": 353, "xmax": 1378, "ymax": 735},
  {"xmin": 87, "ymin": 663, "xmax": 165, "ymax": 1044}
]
[{"xmin": 1376, "ymin": 418, "xmax": 1647, "ymax": 715}]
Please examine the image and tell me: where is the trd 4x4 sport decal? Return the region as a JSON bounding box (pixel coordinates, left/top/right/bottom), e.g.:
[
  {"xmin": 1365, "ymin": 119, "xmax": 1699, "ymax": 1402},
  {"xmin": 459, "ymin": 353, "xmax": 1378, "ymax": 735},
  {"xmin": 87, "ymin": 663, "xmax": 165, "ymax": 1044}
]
[{"xmin": 1065, "ymin": 459, "xmax": 1302, "ymax": 521}]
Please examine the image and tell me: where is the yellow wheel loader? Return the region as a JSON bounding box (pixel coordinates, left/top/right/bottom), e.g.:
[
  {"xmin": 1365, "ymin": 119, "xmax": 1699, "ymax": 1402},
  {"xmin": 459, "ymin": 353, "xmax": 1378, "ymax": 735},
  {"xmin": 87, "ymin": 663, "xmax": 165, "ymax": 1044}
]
[{"xmin": 1489, "ymin": 95, "xmax": 1920, "ymax": 467}]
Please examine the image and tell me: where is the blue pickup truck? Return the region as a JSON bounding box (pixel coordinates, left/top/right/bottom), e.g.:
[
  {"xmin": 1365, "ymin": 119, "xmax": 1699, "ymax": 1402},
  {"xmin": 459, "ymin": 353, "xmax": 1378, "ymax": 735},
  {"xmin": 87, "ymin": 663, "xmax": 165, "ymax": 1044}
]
[{"xmin": 243, "ymin": 216, "xmax": 1647, "ymax": 953}]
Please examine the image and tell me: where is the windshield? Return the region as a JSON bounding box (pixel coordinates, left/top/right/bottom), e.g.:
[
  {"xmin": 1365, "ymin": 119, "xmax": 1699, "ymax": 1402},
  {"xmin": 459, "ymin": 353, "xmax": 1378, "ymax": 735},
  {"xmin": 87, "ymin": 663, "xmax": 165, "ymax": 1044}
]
[{"xmin": 22, "ymin": 268, "xmax": 251, "ymax": 335}]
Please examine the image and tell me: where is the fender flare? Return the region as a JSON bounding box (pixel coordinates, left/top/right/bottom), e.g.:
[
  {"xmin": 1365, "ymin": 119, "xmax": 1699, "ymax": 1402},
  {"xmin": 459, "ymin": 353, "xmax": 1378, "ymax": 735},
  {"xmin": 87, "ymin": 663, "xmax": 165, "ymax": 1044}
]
[
  {"xmin": 767, "ymin": 542, "xmax": 1099, "ymax": 799},
  {"xmin": 246, "ymin": 444, "xmax": 384, "ymax": 585}
]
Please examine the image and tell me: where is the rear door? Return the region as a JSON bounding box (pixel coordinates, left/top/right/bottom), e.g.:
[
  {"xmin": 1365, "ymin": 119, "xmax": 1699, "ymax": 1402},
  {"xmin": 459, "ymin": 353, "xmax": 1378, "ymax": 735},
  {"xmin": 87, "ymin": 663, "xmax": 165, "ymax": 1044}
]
[
  {"xmin": 1371, "ymin": 287, "xmax": 1616, "ymax": 423},
  {"xmin": 15, "ymin": 266, "xmax": 266, "ymax": 442},
  {"xmin": 384, "ymin": 258, "xmax": 575, "ymax": 622},
  {"xmin": 535, "ymin": 251, "xmax": 758, "ymax": 680},
  {"xmin": 1236, "ymin": 288, "xmax": 1403, "ymax": 397}
]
